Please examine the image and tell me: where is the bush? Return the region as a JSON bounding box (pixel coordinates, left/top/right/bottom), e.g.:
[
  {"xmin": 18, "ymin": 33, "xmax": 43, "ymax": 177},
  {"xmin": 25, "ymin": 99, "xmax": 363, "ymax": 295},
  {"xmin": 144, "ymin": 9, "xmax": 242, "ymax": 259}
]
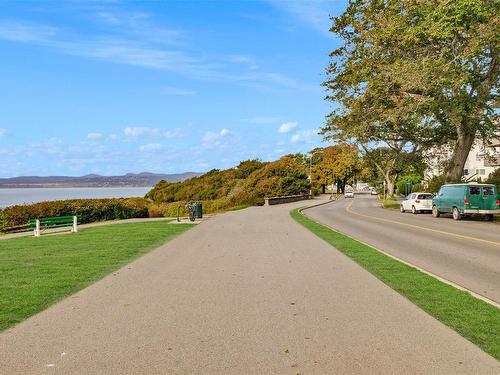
[
  {"xmin": 150, "ymin": 197, "xmax": 235, "ymax": 218},
  {"xmin": 396, "ymin": 174, "xmax": 422, "ymax": 196},
  {"xmin": 427, "ymin": 175, "xmax": 446, "ymax": 193},
  {"xmin": 412, "ymin": 183, "xmax": 424, "ymax": 192},
  {"xmin": 382, "ymin": 198, "xmax": 400, "ymax": 210},
  {"xmin": 147, "ymin": 155, "xmax": 310, "ymax": 208},
  {"xmin": 487, "ymin": 168, "xmax": 500, "ymax": 192},
  {"xmin": 0, "ymin": 198, "xmax": 149, "ymax": 230}
]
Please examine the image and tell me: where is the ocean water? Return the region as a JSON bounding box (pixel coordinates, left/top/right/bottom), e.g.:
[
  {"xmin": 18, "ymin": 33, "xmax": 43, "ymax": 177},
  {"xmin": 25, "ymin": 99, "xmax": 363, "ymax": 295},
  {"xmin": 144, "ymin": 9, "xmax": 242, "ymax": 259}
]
[{"xmin": 0, "ymin": 187, "xmax": 152, "ymax": 208}]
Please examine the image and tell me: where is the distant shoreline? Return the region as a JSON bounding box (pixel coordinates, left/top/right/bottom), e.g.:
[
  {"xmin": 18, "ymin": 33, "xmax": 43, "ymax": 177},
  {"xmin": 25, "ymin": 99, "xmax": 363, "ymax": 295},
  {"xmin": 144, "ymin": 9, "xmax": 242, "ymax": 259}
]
[
  {"xmin": 0, "ymin": 185, "xmax": 154, "ymax": 189},
  {"xmin": 0, "ymin": 172, "xmax": 202, "ymax": 190},
  {"xmin": 0, "ymin": 186, "xmax": 153, "ymax": 209}
]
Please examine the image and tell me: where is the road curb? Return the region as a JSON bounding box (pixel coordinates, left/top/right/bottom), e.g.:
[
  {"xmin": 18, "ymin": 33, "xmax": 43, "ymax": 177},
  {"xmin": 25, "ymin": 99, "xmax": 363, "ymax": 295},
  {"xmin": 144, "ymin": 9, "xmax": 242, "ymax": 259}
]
[
  {"xmin": 299, "ymin": 196, "xmax": 342, "ymax": 212},
  {"xmin": 298, "ymin": 206, "xmax": 500, "ymax": 309}
]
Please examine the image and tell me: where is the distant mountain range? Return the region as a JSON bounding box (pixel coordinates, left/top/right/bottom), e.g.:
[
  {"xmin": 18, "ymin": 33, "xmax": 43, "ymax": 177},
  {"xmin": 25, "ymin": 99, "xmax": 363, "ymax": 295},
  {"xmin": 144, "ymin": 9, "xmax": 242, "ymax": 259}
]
[{"xmin": 0, "ymin": 172, "xmax": 202, "ymax": 188}]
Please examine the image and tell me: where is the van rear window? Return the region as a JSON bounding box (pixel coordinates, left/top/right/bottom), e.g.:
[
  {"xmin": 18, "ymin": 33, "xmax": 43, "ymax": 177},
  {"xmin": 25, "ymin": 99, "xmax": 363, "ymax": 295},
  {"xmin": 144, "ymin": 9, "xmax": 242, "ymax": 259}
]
[
  {"xmin": 469, "ymin": 186, "xmax": 481, "ymax": 195},
  {"xmin": 418, "ymin": 194, "xmax": 433, "ymax": 199},
  {"xmin": 483, "ymin": 186, "xmax": 494, "ymax": 196}
]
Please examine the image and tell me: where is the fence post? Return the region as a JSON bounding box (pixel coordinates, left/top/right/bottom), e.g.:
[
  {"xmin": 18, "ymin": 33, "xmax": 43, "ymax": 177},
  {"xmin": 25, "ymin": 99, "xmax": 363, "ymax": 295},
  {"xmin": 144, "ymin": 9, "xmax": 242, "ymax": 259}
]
[
  {"xmin": 73, "ymin": 216, "xmax": 78, "ymax": 233},
  {"xmin": 34, "ymin": 219, "xmax": 40, "ymax": 237}
]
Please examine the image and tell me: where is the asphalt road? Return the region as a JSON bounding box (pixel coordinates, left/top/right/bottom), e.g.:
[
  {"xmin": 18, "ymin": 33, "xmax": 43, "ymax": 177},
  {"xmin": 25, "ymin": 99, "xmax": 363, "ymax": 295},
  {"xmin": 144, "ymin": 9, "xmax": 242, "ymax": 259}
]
[
  {"xmin": 1, "ymin": 197, "xmax": 499, "ymax": 374},
  {"xmin": 306, "ymin": 193, "xmax": 500, "ymax": 304}
]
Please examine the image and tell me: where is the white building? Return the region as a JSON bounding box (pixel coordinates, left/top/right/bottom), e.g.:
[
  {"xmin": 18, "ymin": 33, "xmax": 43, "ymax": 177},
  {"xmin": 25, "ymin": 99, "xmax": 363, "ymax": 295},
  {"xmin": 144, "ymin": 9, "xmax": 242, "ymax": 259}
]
[{"xmin": 426, "ymin": 137, "xmax": 500, "ymax": 181}]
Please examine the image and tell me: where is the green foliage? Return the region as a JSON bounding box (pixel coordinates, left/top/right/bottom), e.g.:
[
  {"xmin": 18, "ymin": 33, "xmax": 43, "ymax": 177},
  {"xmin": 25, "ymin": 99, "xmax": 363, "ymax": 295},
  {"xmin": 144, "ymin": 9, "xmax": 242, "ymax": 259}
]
[
  {"xmin": 0, "ymin": 198, "xmax": 149, "ymax": 230},
  {"xmin": 486, "ymin": 168, "xmax": 500, "ymax": 192},
  {"xmin": 412, "ymin": 183, "xmax": 424, "ymax": 193},
  {"xmin": 314, "ymin": 144, "xmax": 361, "ymax": 193},
  {"xmin": 324, "ymin": 0, "xmax": 499, "ymax": 183},
  {"xmin": 427, "ymin": 175, "xmax": 447, "ymax": 193},
  {"xmin": 147, "ymin": 156, "xmax": 310, "ymax": 207},
  {"xmin": 382, "ymin": 199, "xmax": 400, "ymax": 210},
  {"xmin": 152, "ymin": 197, "xmax": 234, "ymax": 218},
  {"xmin": 396, "ymin": 174, "xmax": 423, "ymax": 196},
  {"xmin": 235, "ymin": 159, "xmax": 265, "ymax": 179},
  {"xmin": 146, "ymin": 167, "xmax": 240, "ymax": 203},
  {"xmin": 235, "ymin": 156, "xmax": 310, "ymax": 205}
]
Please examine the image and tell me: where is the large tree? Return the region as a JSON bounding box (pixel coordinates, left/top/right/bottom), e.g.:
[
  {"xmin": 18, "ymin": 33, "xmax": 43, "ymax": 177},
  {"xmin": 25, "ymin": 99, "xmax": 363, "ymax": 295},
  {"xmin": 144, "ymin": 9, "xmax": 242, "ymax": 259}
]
[
  {"xmin": 313, "ymin": 144, "xmax": 361, "ymax": 193},
  {"xmin": 323, "ymin": 60, "xmax": 427, "ymax": 196},
  {"xmin": 324, "ymin": 0, "xmax": 499, "ymax": 183}
]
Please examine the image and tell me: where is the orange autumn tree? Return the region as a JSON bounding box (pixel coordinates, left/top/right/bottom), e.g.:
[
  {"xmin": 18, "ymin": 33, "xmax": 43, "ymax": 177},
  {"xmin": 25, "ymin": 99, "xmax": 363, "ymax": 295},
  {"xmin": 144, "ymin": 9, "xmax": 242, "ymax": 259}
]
[{"xmin": 314, "ymin": 144, "xmax": 361, "ymax": 193}]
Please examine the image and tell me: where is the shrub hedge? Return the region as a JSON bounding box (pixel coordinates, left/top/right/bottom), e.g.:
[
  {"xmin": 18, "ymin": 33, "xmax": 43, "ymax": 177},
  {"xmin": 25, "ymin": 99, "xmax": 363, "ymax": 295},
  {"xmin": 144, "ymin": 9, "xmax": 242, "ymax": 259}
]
[
  {"xmin": 147, "ymin": 156, "xmax": 311, "ymax": 207},
  {"xmin": 0, "ymin": 198, "xmax": 149, "ymax": 231}
]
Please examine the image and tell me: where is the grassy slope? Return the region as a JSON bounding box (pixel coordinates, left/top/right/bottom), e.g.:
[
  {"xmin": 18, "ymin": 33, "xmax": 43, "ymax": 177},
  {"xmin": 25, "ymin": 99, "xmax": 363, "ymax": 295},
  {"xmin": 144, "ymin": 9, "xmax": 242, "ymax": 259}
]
[
  {"xmin": 291, "ymin": 208, "xmax": 500, "ymax": 360},
  {"xmin": 0, "ymin": 221, "xmax": 193, "ymax": 331}
]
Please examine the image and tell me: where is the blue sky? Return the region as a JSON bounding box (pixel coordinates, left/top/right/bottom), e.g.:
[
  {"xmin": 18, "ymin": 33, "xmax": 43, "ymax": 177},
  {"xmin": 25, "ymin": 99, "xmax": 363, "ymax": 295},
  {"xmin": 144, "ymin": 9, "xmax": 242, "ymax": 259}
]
[{"xmin": 0, "ymin": 0, "xmax": 345, "ymax": 177}]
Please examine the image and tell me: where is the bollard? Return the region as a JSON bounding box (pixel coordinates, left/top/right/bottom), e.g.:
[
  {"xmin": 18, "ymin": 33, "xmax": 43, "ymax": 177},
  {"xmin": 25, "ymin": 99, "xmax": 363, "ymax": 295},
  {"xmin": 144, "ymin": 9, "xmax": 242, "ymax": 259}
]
[
  {"xmin": 34, "ymin": 219, "xmax": 40, "ymax": 237},
  {"xmin": 73, "ymin": 216, "xmax": 78, "ymax": 233}
]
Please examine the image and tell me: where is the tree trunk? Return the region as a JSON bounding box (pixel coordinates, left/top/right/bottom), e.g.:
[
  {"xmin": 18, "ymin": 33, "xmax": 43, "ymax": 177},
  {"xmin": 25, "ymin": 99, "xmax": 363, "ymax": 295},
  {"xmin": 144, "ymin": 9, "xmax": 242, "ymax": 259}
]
[
  {"xmin": 446, "ymin": 130, "xmax": 475, "ymax": 183},
  {"xmin": 386, "ymin": 177, "xmax": 396, "ymax": 197}
]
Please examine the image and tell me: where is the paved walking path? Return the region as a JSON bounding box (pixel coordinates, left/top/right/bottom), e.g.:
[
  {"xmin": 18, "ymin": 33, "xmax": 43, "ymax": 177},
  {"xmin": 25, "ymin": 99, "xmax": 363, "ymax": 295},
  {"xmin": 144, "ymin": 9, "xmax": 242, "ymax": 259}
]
[{"xmin": 0, "ymin": 197, "xmax": 498, "ymax": 374}]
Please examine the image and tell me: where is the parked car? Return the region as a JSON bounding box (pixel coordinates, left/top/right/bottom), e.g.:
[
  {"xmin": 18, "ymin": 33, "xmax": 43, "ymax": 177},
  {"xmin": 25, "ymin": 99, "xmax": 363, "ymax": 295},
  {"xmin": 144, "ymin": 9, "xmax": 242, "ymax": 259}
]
[
  {"xmin": 371, "ymin": 189, "xmax": 378, "ymax": 195},
  {"xmin": 432, "ymin": 183, "xmax": 500, "ymax": 221},
  {"xmin": 400, "ymin": 192, "xmax": 434, "ymax": 214},
  {"xmin": 344, "ymin": 191, "xmax": 354, "ymax": 198}
]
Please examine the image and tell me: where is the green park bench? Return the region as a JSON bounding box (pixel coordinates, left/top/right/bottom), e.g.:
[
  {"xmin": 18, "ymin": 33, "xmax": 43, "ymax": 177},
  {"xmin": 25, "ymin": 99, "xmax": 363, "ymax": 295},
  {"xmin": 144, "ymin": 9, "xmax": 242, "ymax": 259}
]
[{"xmin": 27, "ymin": 216, "xmax": 80, "ymax": 237}]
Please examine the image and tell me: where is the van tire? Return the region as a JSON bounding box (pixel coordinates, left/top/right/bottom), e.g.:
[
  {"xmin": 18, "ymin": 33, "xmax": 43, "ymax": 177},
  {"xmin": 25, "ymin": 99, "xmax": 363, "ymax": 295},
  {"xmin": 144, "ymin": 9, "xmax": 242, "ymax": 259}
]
[
  {"xmin": 412, "ymin": 206, "xmax": 418, "ymax": 214},
  {"xmin": 400, "ymin": 205, "xmax": 405, "ymax": 213},
  {"xmin": 485, "ymin": 214, "xmax": 494, "ymax": 221},
  {"xmin": 432, "ymin": 206, "xmax": 440, "ymax": 218},
  {"xmin": 452, "ymin": 207, "xmax": 461, "ymax": 221}
]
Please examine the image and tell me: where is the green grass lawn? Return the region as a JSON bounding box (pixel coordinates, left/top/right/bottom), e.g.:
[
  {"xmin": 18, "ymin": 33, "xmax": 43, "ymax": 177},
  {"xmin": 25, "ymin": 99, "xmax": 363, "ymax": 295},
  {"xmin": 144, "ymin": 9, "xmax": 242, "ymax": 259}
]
[
  {"xmin": 382, "ymin": 198, "xmax": 400, "ymax": 210},
  {"xmin": 0, "ymin": 221, "xmax": 193, "ymax": 331},
  {"xmin": 291, "ymin": 208, "xmax": 500, "ymax": 360}
]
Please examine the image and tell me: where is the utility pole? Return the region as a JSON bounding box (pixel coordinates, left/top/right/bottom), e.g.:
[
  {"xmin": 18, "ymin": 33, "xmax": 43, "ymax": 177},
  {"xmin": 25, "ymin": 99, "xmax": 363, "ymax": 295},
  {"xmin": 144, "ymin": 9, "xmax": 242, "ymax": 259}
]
[{"xmin": 309, "ymin": 150, "xmax": 321, "ymax": 196}]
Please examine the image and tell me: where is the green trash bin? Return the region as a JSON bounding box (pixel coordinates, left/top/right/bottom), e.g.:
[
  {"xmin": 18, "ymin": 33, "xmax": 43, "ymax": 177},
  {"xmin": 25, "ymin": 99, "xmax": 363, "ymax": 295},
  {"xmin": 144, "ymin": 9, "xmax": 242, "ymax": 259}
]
[{"xmin": 195, "ymin": 202, "xmax": 203, "ymax": 219}]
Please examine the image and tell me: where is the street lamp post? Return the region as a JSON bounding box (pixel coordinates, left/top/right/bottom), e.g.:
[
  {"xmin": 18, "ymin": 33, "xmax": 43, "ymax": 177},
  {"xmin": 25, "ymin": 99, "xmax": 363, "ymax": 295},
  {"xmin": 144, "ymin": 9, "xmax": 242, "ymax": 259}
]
[{"xmin": 309, "ymin": 150, "xmax": 321, "ymax": 197}]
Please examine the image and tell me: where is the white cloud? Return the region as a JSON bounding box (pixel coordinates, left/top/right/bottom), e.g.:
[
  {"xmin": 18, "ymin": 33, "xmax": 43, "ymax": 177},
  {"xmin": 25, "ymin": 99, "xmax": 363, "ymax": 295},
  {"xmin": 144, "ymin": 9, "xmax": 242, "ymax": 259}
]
[
  {"xmin": 278, "ymin": 121, "xmax": 298, "ymax": 133},
  {"xmin": 0, "ymin": 20, "xmax": 57, "ymax": 43},
  {"xmin": 202, "ymin": 132, "xmax": 217, "ymax": 142},
  {"xmin": 290, "ymin": 129, "xmax": 318, "ymax": 144},
  {"xmin": 140, "ymin": 143, "xmax": 163, "ymax": 152},
  {"xmin": 202, "ymin": 128, "xmax": 231, "ymax": 143},
  {"xmin": 0, "ymin": 19, "xmax": 310, "ymax": 90},
  {"xmin": 290, "ymin": 133, "xmax": 301, "ymax": 143},
  {"xmin": 87, "ymin": 132, "xmax": 102, "ymax": 140},
  {"xmin": 124, "ymin": 126, "xmax": 184, "ymax": 138},
  {"xmin": 95, "ymin": 11, "xmax": 183, "ymax": 46},
  {"xmin": 240, "ymin": 116, "xmax": 279, "ymax": 124},
  {"xmin": 161, "ymin": 86, "xmax": 197, "ymax": 96},
  {"xmin": 124, "ymin": 127, "xmax": 152, "ymax": 137},
  {"xmin": 0, "ymin": 128, "xmax": 9, "ymax": 137},
  {"xmin": 228, "ymin": 54, "xmax": 258, "ymax": 70},
  {"xmin": 268, "ymin": 0, "xmax": 340, "ymax": 36}
]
